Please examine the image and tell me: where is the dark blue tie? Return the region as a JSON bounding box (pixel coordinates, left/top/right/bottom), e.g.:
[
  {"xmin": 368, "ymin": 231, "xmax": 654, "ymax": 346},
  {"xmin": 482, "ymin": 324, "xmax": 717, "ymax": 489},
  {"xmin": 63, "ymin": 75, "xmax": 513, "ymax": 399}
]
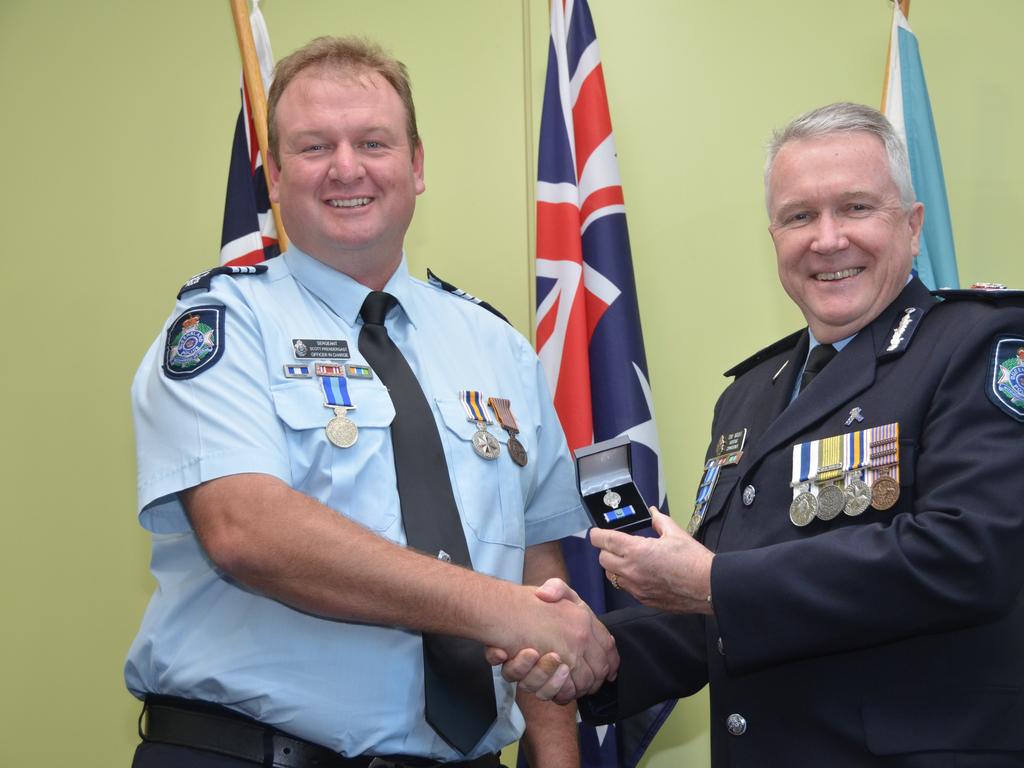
[
  {"xmin": 358, "ymin": 291, "xmax": 496, "ymax": 755},
  {"xmin": 799, "ymin": 343, "xmax": 838, "ymax": 395}
]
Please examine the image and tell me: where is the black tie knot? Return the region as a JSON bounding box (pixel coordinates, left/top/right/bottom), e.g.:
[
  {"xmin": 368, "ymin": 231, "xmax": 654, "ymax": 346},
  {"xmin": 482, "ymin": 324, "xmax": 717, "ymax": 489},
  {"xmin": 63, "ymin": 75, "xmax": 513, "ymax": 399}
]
[
  {"xmin": 799, "ymin": 343, "xmax": 838, "ymax": 394},
  {"xmin": 360, "ymin": 291, "xmax": 396, "ymax": 326}
]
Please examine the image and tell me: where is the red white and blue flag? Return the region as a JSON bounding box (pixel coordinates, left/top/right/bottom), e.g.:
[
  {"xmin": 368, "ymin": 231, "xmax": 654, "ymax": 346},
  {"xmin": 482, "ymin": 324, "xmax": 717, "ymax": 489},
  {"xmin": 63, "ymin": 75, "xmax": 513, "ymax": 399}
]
[
  {"xmin": 220, "ymin": 0, "xmax": 279, "ymax": 266},
  {"xmin": 535, "ymin": 1, "xmax": 672, "ymax": 765}
]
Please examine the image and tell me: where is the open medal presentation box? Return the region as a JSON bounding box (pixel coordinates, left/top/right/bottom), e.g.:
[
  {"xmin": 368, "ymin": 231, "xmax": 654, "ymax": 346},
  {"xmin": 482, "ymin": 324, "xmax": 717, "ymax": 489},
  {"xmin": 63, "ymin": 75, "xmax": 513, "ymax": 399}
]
[{"xmin": 574, "ymin": 435, "xmax": 651, "ymax": 533}]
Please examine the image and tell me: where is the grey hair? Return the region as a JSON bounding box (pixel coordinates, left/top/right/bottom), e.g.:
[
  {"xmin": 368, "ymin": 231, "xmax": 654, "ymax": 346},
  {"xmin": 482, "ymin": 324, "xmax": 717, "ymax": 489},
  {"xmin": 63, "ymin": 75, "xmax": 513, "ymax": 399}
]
[{"xmin": 764, "ymin": 102, "xmax": 916, "ymax": 213}]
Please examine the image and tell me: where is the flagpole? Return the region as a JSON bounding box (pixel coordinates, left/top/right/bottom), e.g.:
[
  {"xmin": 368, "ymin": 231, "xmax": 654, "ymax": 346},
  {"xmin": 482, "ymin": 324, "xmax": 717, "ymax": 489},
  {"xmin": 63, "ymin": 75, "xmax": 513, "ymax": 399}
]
[
  {"xmin": 229, "ymin": 0, "xmax": 288, "ymax": 252},
  {"xmin": 880, "ymin": 0, "xmax": 911, "ymax": 111}
]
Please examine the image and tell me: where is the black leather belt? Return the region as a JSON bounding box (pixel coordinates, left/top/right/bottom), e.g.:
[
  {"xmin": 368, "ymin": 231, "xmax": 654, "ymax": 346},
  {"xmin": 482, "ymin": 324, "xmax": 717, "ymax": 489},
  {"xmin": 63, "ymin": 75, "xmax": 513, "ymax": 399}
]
[{"xmin": 140, "ymin": 696, "xmax": 501, "ymax": 768}]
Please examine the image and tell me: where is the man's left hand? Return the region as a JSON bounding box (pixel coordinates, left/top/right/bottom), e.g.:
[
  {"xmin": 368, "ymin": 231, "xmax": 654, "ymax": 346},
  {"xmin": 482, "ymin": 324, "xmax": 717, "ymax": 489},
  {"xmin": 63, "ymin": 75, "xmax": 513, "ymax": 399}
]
[{"xmin": 591, "ymin": 508, "xmax": 715, "ymax": 615}]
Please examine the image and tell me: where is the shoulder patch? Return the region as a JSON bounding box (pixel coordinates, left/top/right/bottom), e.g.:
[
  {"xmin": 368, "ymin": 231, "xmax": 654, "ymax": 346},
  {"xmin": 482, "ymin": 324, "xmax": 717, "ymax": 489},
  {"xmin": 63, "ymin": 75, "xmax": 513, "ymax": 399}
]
[
  {"xmin": 988, "ymin": 336, "xmax": 1024, "ymax": 422},
  {"xmin": 932, "ymin": 285, "xmax": 1024, "ymax": 304},
  {"xmin": 163, "ymin": 305, "xmax": 226, "ymax": 380},
  {"xmin": 723, "ymin": 329, "xmax": 804, "ymax": 378},
  {"xmin": 426, "ymin": 269, "xmax": 510, "ymax": 325},
  {"xmin": 178, "ymin": 264, "xmax": 268, "ymax": 299}
]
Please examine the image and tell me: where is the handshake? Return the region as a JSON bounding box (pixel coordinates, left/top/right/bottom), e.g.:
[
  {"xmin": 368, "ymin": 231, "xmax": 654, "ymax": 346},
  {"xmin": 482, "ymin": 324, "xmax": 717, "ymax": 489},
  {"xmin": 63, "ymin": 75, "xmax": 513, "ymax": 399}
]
[{"xmin": 485, "ymin": 509, "xmax": 715, "ymax": 705}]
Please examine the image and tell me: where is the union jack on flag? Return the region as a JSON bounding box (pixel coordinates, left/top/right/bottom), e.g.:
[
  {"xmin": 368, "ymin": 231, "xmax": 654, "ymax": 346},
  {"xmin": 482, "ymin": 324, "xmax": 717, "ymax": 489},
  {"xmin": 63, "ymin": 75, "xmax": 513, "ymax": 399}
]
[
  {"xmin": 534, "ymin": 1, "xmax": 672, "ymax": 766},
  {"xmin": 220, "ymin": 0, "xmax": 279, "ymax": 266}
]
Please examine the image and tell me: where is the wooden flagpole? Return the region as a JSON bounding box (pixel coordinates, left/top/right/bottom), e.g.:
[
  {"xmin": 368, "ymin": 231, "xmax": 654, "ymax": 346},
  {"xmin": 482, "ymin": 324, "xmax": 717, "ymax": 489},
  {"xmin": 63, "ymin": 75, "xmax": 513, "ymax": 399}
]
[
  {"xmin": 229, "ymin": 0, "xmax": 288, "ymax": 252},
  {"xmin": 881, "ymin": 0, "xmax": 912, "ymax": 112}
]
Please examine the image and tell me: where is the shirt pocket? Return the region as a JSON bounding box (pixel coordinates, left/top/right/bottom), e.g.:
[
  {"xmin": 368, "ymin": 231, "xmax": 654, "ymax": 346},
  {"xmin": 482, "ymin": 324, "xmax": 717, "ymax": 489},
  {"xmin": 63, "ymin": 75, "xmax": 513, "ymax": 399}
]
[
  {"xmin": 271, "ymin": 380, "xmax": 335, "ymax": 495},
  {"xmin": 270, "ymin": 380, "xmax": 400, "ymax": 533},
  {"xmin": 435, "ymin": 397, "xmax": 526, "ymax": 549}
]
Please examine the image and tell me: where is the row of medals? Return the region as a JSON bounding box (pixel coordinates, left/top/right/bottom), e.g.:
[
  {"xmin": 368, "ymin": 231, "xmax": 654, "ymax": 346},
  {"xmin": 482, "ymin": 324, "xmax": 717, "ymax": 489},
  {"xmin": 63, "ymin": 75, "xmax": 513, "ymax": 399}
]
[
  {"xmin": 788, "ymin": 433, "xmax": 900, "ymax": 527},
  {"xmin": 464, "ymin": 395, "xmax": 529, "ymax": 467},
  {"xmin": 327, "ymin": 388, "xmax": 529, "ymax": 468}
]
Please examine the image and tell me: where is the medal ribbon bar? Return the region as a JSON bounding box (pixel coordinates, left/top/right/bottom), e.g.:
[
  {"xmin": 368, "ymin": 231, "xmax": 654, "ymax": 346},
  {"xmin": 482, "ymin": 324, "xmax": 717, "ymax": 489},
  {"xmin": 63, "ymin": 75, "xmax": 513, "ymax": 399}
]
[
  {"xmin": 487, "ymin": 397, "xmax": 520, "ymax": 434},
  {"xmin": 321, "ymin": 375, "xmax": 354, "ymax": 408},
  {"xmin": 459, "ymin": 390, "xmax": 493, "ymax": 425}
]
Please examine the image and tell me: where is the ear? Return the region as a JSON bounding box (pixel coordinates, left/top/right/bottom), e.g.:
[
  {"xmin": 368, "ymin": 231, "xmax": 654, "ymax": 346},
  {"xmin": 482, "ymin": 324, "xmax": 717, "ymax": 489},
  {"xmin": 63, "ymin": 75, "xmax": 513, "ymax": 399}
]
[
  {"xmin": 907, "ymin": 201, "xmax": 925, "ymax": 256},
  {"xmin": 412, "ymin": 141, "xmax": 425, "ymax": 196},
  {"xmin": 267, "ymin": 152, "xmax": 282, "ymax": 204}
]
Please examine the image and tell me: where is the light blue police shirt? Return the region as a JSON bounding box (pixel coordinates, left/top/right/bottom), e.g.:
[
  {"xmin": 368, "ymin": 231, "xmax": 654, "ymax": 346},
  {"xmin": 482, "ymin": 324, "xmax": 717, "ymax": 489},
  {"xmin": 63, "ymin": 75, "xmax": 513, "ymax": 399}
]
[{"xmin": 125, "ymin": 248, "xmax": 588, "ymax": 759}]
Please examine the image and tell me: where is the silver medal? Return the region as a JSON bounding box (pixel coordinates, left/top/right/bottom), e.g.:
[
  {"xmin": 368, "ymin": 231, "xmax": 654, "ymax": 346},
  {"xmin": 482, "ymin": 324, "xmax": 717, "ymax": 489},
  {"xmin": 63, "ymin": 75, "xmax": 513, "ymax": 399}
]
[
  {"xmin": 789, "ymin": 491, "xmax": 818, "ymax": 527},
  {"xmin": 816, "ymin": 484, "xmax": 846, "ymax": 520},
  {"xmin": 471, "ymin": 429, "xmax": 500, "ymax": 460},
  {"xmin": 843, "ymin": 478, "xmax": 871, "ymax": 516},
  {"xmin": 603, "ymin": 489, "xmax": 622, "ymax": 509},
  {"xmin": 325, "ymin": 408, "xmax": 358, "ymax": 448}
]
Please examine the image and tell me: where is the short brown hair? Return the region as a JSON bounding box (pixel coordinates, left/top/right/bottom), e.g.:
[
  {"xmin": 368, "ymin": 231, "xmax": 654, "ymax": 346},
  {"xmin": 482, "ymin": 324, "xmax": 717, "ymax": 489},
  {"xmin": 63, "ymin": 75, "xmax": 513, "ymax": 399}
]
[{"xmin": 267, "ymin": 36, "xmax": 420, "ymax": 163}]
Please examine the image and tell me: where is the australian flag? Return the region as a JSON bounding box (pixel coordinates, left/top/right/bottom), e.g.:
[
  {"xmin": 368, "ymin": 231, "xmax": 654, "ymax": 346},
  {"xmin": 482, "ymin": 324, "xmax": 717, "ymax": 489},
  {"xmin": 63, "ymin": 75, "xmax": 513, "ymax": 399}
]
[
  {"xmin": 220, "ymin": 0, "xmax": 279, "ymax": 266},
  {"xmin": 534, "ymin": 1, "xmax": 673, "ymax": 766}
]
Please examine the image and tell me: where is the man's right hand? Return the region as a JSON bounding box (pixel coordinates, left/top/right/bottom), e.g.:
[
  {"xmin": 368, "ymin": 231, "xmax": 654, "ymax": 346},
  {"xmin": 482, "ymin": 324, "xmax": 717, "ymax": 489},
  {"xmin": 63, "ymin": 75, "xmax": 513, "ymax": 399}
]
[{"xmin": 486, "ymin": 578, "xmax": 614, "ymax": 704}]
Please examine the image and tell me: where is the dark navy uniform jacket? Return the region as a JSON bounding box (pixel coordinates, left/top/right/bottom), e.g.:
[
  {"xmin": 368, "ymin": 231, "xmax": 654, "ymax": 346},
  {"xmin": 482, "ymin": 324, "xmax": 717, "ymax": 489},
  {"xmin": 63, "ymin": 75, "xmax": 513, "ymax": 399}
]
[{"xmin": 582, "ymin": 278, "xmax": 1024, "ymax": 767}]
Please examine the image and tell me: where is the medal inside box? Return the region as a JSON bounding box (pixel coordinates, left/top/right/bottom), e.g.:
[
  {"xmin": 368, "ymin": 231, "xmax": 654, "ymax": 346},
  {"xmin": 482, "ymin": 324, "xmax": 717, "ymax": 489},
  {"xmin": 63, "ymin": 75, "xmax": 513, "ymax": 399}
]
[{"xmin": 574, "ymin": 436, "xmax": 651, "ymax": 533}]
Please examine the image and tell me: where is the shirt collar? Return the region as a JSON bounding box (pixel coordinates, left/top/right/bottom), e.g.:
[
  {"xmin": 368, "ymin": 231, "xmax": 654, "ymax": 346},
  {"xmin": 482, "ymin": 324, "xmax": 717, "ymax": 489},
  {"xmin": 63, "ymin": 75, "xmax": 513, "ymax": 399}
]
[
  {"xmin": 284, "ymin": 247, "xmax": 419, "ymax": 329},
  {"xmin": 807, "ymin": 328, "xmax": 856, "ymax": 354}
]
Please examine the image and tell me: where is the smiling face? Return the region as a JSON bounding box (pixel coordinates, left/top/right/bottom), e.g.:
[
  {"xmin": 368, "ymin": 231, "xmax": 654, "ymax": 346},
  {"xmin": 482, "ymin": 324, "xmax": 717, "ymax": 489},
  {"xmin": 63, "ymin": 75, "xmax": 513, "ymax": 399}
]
[
  {"xmin": 267, "ymin": 65, "xmax": 425, "ymax": 288},
  {"xmin": 767, "ymin": 131, "xmax": 923, "ymax": 343}
]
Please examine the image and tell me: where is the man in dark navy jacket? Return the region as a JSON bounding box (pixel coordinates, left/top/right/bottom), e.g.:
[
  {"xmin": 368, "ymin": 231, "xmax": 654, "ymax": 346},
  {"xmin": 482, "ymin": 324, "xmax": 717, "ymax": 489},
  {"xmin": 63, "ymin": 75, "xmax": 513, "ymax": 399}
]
[{"xmin": 494, "ymin": 102, "xmax": 1024, "ymax": 767}]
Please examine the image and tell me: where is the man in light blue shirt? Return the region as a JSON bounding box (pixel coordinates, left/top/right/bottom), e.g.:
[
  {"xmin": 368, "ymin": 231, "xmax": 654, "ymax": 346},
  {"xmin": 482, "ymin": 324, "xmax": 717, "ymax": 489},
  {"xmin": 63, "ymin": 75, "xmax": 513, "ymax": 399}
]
[{"xmin": 126, "ymin": 36, "xmax": 616, "ymax": 768}]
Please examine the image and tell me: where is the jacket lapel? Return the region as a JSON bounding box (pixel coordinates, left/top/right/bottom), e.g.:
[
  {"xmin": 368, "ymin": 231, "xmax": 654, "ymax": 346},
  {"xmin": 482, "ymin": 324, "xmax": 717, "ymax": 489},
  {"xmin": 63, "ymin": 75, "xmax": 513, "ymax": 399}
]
[{"xmin": 738, "ymin": 278, "xmax": 937, "ymax": 475}]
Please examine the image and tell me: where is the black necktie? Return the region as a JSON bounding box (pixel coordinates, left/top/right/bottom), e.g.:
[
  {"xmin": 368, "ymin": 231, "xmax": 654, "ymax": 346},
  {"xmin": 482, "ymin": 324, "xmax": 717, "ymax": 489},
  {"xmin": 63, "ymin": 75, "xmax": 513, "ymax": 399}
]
[
  {"xmin": 358, "ymin": 291, "xmax": 496, "ymax": 755},
  {"xmin": 799, "ymin": 343, "xmax": 838, "ymax": 395}
]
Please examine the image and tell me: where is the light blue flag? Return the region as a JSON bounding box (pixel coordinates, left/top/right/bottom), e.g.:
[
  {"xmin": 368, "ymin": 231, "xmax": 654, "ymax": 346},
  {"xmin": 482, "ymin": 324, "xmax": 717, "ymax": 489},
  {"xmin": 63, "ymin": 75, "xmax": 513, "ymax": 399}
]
[{"xmin": 883, "ymin": 5, "xmax": 959, "ymax": 289}]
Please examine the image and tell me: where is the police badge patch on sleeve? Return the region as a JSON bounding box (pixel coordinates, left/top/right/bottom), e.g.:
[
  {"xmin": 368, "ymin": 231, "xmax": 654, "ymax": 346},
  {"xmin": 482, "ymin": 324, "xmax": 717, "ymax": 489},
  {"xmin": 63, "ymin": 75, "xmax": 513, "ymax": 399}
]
[
  {"xmin": 163, "ymin": 305, "xmax": 226, "ymax": 380},
  {"xmin": 989, "ymin": 336, "xmax": 1024, "ymax": 422}
]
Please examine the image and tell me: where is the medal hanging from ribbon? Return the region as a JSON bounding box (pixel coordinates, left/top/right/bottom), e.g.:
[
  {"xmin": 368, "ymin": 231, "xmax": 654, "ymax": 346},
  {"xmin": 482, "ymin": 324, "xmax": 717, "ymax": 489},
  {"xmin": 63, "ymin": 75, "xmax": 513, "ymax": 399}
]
[
  {"xmin": 789, "ymin": 439, "xmax": 819, "ymax": 527},
  {"xmin": 867, "ymin": 422, "xmax": 900, "ymax": 509},
  {"xmin": 814, "ymin": 435, "xmax": 847, "ymax": 521},
  {"xmin": 321, "ymin": 374, "xmax": 358, "ymax": 448},
  {"xmin": 488, "ymin": 396, "xmax": 528, "ymax": 466},
  {"xmin": 842, "ymin": 429, "xmax": 871, "ymax": 516},
  {"xmin": 459, "ymin": 390, "xmax": 500, "ymax": 460}
]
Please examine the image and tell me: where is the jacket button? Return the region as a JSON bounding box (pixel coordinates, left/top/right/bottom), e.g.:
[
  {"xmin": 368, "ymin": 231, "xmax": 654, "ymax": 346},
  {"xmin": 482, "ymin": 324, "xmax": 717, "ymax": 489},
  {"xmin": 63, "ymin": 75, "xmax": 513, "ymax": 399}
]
[
  {"xmin": 726, "ymin": 713, "xmax": 747, "ymax": 736},
  {"xmin": 742, "ymin": 485, "xmax": 756, "ymax": 506}
]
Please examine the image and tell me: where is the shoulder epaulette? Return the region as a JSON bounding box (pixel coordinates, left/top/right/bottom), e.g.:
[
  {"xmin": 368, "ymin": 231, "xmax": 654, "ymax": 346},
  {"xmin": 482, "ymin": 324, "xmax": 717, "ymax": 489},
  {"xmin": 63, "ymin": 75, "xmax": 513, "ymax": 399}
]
[
  {"xmin": 426, "ymin": 269, "xmax": 510, "ymax": 325},
  {"xmin": 932, "ymin": 284, "xmax": 1024, "ymax": 304},
  {"xmin": 178, "ymin": 264, "xmax": 269, "ymax": 299},
  {"xmin": 723, "ymin": 329, "xmax": 804, "ymax": 378}
]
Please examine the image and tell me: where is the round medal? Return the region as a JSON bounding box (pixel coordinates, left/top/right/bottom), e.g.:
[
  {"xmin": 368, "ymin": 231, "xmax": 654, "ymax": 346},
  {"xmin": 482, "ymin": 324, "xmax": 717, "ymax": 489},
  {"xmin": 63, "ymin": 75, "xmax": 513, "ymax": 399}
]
[
  {"xmin": 325, "ymin": 411, "xmax": 358, "ymax": 448},
  {"xmin": 816, "ymin": 484, "xmax": 846, "ymax": 521},
  {"xmin": 471, "ymin": 429, "xmax": 501, "ymax": 460},
  {"xmin": 871, "ymin": 475, "xmax": 900, "ymax": 510},
  {"xmin": 789, "ymin": 491, "xmax": 817, "ymax": 527},
  {"xmin": 603, "ymin": 489, "xmax": 622, "ymax": 509},
  {"xmin": 843, "ymin": 478, "xmax": 871, "ymax": 516},
  {"xmin": 507, "ymin": 434, "xmax": 528, "ymax": 467}
]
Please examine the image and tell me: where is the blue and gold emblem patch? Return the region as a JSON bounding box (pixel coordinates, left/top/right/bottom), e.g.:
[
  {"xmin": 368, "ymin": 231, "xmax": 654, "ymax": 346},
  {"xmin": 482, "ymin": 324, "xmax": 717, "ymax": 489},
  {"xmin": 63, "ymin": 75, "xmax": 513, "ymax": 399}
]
[
  {"xmin": 163, "ymin": 305, "xmax": 225, "ymax": 380},
  {"xmin": 989, "ymin": 336, "xmax": 1024, "ymax": 422}
]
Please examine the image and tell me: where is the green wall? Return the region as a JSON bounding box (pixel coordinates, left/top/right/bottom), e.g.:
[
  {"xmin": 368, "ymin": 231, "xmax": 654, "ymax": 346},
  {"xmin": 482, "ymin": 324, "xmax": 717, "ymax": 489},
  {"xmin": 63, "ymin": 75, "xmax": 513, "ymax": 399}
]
[{"xmin": 3, "ymin": 2, "xmax": 1022, "ymax": 765}]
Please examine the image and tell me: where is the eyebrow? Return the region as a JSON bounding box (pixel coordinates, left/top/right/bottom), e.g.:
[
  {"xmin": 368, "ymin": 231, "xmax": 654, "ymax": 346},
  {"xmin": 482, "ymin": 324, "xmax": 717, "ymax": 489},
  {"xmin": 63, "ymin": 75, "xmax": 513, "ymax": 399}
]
[{"xmin": 772, "ymin": 190, "xmax": 885, "ymax": 221}]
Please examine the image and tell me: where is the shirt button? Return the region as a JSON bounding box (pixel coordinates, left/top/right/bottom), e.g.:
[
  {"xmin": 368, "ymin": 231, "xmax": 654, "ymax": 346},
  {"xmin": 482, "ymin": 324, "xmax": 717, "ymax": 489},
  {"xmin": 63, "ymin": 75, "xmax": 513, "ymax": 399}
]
[
  {"xmin": 726, "ymin": 713, "xmax": 747, "ymax": 736},
  {"xmin": 717, "ymin": 637, "xmax": 725, "ymax": 656},
  {"xmin": 742, "ymin": 485, "xmax": 756, "ymax": 506}
]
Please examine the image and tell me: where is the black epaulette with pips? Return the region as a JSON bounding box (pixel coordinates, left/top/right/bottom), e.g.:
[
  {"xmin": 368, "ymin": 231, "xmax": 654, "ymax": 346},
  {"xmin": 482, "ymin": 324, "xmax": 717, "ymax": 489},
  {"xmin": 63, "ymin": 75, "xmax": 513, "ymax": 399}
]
[
  {"xmin": 427, "ymin": 269, "xmax": 510, "ymax": 325},
  {"xmin": 178, "ymin": 265, "xmax": 269, "ymax": 299}
]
